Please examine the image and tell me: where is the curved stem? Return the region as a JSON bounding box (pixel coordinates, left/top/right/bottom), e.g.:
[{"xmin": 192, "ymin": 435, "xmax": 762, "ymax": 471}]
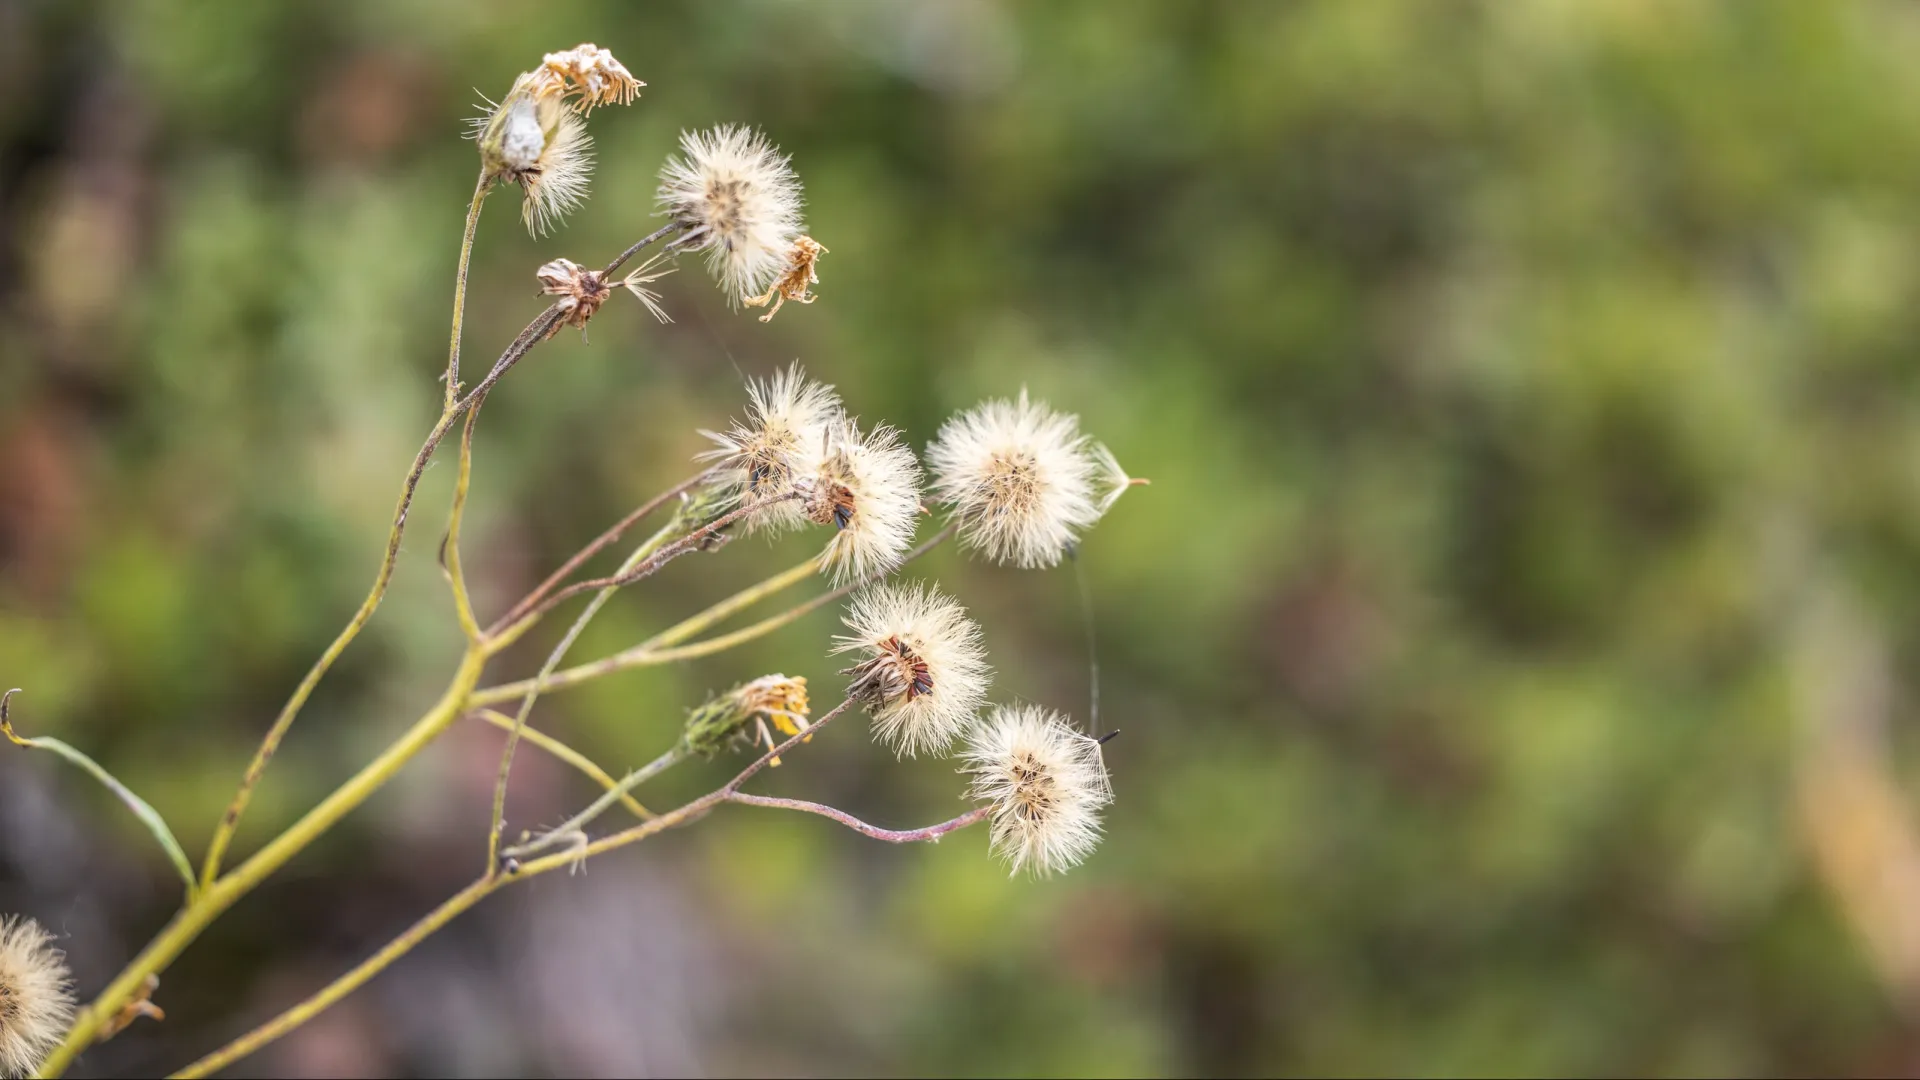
[
  {"xmin": 198, "ymin": 304, "xmax": 563, "ymax": 890},
  {"xmin": 486, "ymin": 521, "xmax": 680, "ymax": 867},
  {"xmin": 467, "ymin": 709, "xmax": 653, "ymax": 821},
  {"xmin": 443, "ymin": 392, "xmax": 487, "ymax": 644},
  {"xmin": 467, "ymin": 523, "xmax": 957, "ymax": 709},
  {"xmin": 445, "ymin": 174, "xmax": 489, "ymax": 410},
  {"xmin": 487, "ymin": 470, "xmax": 711, "ymax": 636},
  {"xmin": 724, "ymin": 794, "xmax": 991, "ymax": 843}
]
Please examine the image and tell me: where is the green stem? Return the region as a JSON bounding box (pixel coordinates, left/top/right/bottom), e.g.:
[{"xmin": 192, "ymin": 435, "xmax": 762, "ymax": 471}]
[
  {"xmin": 167, "ymin": 699, "xmax": 866, "ymax": 1079},
  {"xmin": 446, "ymin": 175, "xmax": 489, "ymax": 410},
  {"xmin": 486, "ymin": 521, "xmax": 679, "ymax": 866},
  {"xmin": 501, "ymin": 743, "xmax": 686, "ymax": 861},
  {"xmin": 443, "ymin": 393, "xmax": 487, "ymax": 643},
  {"xmin": 467, "ymin": 709, "xmax": 653, "ymax": 820},
  {"xmin": 39, "ymin": 648, "xmax": 491, "ymax": 1079},
  {"xmin": 468, "ymin": 523, "xmax": 957, "ymax": 709}
]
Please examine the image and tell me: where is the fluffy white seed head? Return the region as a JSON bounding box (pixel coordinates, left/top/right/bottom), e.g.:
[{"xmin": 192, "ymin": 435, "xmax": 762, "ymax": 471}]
[
  {"xmin": 926, "ymin": 390, "xmax": 1103, "ymax": 569},
  {"xmin": 962, "ymin": 705, "xmax": 1112, "ymax": 877},
  {"xmin": 657, "ymin": 125, "xmax": 805, "ymax": 303},
  {"xmin": 834, "ymin": 582, "xmax": 991, "ymax": 757},
  {"xmin": 699, "ymin": 364, "xmax": 844, "ymax": 534},
  {"xmin": 0, "ymin": 917, "xmax": 75, "ymax": 1078},
  {"xmin": 473, "ymin": 76, "xmax": 594, "ymax": 236},
  {"xmin": 804, "ymin": 418, "xmax": 924, "ymax": 583}
]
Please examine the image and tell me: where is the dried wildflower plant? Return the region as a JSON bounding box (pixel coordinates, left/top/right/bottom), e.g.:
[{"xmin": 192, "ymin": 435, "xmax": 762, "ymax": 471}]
[{"xmin": 4, "ymin": 43, "xmax": 1144, "ymax": 1080}]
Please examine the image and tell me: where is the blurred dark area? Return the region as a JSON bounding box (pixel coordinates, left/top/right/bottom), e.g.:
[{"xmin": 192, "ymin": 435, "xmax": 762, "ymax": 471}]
[{"xmin": 7, "ymin": 0, "xmax": 1920, "ymax": 1075}]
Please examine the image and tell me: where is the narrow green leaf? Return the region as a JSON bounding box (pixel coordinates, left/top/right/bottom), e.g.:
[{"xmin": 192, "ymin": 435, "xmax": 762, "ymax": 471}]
[{"xmin": 3, "ymin": 689, "xmax": 198, "ymax": 900}]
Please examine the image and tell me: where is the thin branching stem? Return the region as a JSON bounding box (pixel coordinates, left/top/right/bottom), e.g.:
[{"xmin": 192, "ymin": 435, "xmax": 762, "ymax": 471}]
[
  {"xmin": 501, "ymin": 742, "xmax": 686, "ymax": 860},
  {"xmin": 199, "ymin": 303, "xmax": 564, "ymax": 891},
  {"xmin": 634, "ymin": 553, "xmax": 821, "ymax": 651},
  {"xmin": 488, "ymin": 469, "xmax": 712, "ymax": 636},
  {"xmin": 171, "ymin": 698, "xmax": 878, "ymax": 1079},
  {"xmin": 486, "ymin": 520, "xmax": 681, "ymax": 867},
  {"xmin": 725, "ymin": 794, "xmax": 992, "ymax": 843},
  {"xmin": 467, "ymin": 709, "xmax": 654, "ymax": 821},
  {"xmin": 445, "ymin": 174, "xmax": 490, "ymax": 410},
  {"xmin": 468, "ymin": 522, "xmax": 958, "ymax": 709},
  {"xmin": 490, "ymin": 493, "xmax": 803, "ymax": 650},
  {"xmin": 443, "ymin": 392, "xmax": 488, "ymax": 644},
  {"xmin": 603, "ymin": 221, "xmax": 688, "ymax": 278}
]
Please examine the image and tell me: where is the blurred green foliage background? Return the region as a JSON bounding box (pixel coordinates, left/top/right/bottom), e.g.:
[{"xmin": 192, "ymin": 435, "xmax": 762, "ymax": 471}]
[{"xmin": 7, "ymin": 0, "xmax": 1920, "ymax": 1075}]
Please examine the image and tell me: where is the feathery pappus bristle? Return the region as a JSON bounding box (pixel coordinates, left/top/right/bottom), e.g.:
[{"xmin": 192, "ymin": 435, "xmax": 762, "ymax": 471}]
[
  {"xmin": 1090, "ymin": 441, "xmax": 1144, "ymax": 515},
  {"xmin": 657, "ymin": 125, "xmax": 805, "ymax": 304},
  {"xmin": 804, "ymin": 418, "xmax": 923, "ymax": 583},
  {"xmin": 0, "ymin": 916, "xmax": 75, "ymax": 1079},
  {"xmin": 926, "ymin": 390, "xmax": 1104, "ymax": 569},
  {"xmin": 834, "ymin": 582, "xmax": 991, "ymax": 757},
  {"xmin": 698, "ymin": 363, "xmax": 844, "ymax": 534},
  {"xmin": 619, "ymin": 252, "xmax": 677, "ymax": 324},
  {"xmin": 962, "ymin": 705, "xmax": 1112, "ymax": 877}
]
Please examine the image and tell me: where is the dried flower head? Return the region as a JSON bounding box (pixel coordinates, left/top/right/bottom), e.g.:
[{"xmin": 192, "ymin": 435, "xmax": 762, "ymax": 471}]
[
  {"xmin": 527, "ymin": 43, "xmax": 643, "ymax": 112},
  {"xmin": 0, "ymin": 916, "xmax": 75, "ymax": 1078},
  {"xmin": 926, "ymin": 390, "xmax": 1103, "ymax": 569},
  {"xmin": 619, "ymin": 252, "xmax": 677, "ymax": 324},
  {"xmin": 699, "ymin": 364, "xmax": 844, "ymax": 534},
  {"xmin": 473, "ymin": 74, "xmax": 595, "ymax": 236},
  {"xmin": 657, "ymin": 125, "xmax": 805, "ymax": 303},
  {"xmin": 744, "ymin": 236, "xmax": 828, "ymax": 322},
  {"xmin": 684, "ymin": 674, "xmax": 812, "ymax": 761},
  {"xmin": 804, "ymin": 418, "xmax": 924, "ymax": 583},
  {"xmin": 535, "ymin": 258, "xmax": 612, "ymax": 339},
  {"xmin": 835, "ymin": 582, "xmax": 991, "ymax": 757},
  {"xmin": 962, "ymin": 705, "xmax": 1112, "ymax": 876}
]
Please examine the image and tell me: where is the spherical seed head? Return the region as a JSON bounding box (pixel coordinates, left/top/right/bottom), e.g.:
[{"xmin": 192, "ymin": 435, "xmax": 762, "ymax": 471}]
[
  {"xmin": 0, "ymin": 917, "xmax": 75, "ymax": 1078},
  {"xmin": 699, "ymin": 363, "xmax": 845, "ymax": 534},
  {"xmin": 834, "ymin": 582, "xmax": 992, "ymax": 757},
  {"xmin": 805, "ymin": 418, "xmax": 924, "ymax": 583},
  {"xmin": 926, "ymin": 390, "xmax": 1104, "ymax": 569},
  {"xmin": 657, "ymin": 125, "xmax": 805, "ymax": 303},
  {"xmin": 962, "ymin": 705, "xmax": 1112, "ymax": 877}
]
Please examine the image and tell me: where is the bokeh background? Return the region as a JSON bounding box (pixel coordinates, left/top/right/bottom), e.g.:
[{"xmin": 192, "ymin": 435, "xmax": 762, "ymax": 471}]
[{"xmin": 7, "ymin": 0, "xmax": 1920, "ymax": 1076}]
